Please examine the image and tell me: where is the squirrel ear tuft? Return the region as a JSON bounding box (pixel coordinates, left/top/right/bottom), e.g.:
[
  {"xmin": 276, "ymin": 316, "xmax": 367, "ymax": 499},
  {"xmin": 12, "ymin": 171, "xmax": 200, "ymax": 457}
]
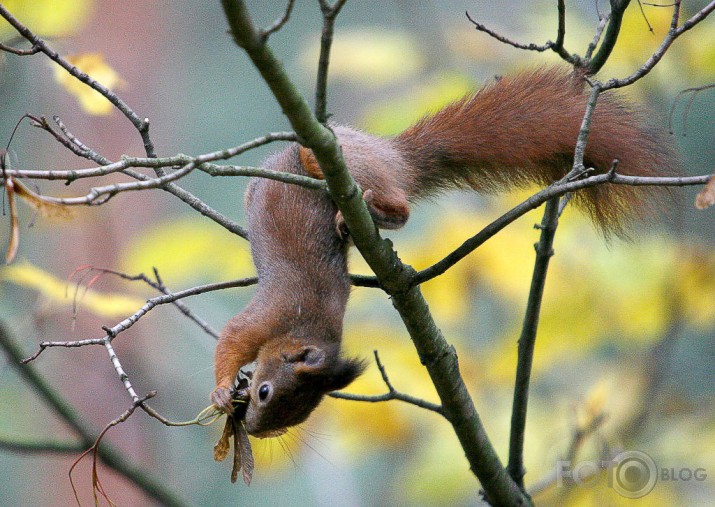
[{"xmin": 322, "ymin": 356, "xmax": 367, "ymax": 392}]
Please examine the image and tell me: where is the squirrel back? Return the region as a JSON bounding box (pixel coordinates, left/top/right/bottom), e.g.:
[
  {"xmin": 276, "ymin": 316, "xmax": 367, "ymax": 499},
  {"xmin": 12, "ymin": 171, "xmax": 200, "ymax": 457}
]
[{"xmin": 212, "ymin": 66, "xmax": 676, "ymax": 436}]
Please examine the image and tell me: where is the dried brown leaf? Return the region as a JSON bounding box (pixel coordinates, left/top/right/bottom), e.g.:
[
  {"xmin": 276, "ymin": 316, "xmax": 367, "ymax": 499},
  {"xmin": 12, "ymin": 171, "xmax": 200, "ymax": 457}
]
[
  {"xmin": 236, "ymin": 421, "xmax": 254, "ymax": 486},
  {"xmin": 12, "ymin": 179, "xmax": 75, "ymax": 219},
  {"xmin": 230, "ymin": 418, "xmax": 241, "ymax": 484},
  {"xmin": 213, "ymin": 417, "xmax": 233, "ymax": 462}
]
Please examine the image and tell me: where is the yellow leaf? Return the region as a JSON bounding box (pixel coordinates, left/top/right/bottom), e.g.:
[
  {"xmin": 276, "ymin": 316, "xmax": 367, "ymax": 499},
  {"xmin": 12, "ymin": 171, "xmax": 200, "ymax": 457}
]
[
  {"xmin": 0, "ymin": 260, "xmax": 144, "ymax": 317},
  {"xmin": 0, "ymin": 0, "xmax": 92, "ymax": 40},
  {"xmin": 301, "ymin": 29, "xmax": 424, "ymax": 87},
  {"xmin": 54, "ymin": 53, "xmax": 124, "ymax": 116},
  {"xmin": 118, "ymin": 217, "xmax": 255, "ymax": 287}
]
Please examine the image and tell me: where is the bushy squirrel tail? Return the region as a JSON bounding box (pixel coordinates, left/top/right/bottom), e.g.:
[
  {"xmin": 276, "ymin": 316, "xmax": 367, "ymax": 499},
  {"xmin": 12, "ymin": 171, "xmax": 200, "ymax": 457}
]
[{"xmin": 395, "ymin": 67, "xmax": 677, "ymax": 235}]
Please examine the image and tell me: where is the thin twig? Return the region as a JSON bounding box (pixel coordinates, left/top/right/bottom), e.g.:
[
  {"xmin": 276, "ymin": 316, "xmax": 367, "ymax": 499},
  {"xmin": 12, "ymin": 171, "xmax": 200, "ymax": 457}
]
[
  {"xmin": 260, "ymin": 0, "xmax": 296, "ymax": 41},
  {"xmin": 0, "ymin": 41, "xmax": 40, "ymax": 55},
  {"xmin": 315, "ymin": 0, "xmax": 349, "ymax": 123},
  {"xmin": 668, "ymin": 82, "xmax": 715, "ymax": 135},
  {"xmin": 584, "ymin": 13, "xmax": 610, "ymax": 60},
  {"xmin": 0, "ymin": 5, "xmax": 157, "ymax": 157},
  {"xmin": 465, "ymin": 11, "xmax": 551, "ymax": 52},
  {"xmin": 411, "ymin": 171, "xmax": 708, "ymax": 286},
  {"xmin": 602, "ymin": 1, "xmax": 715, "ymax": 90},
  {"xmin": 82, "ymin": 267, "xmax": 222, "ymax": 339},
  {"xmin": 0, "ymin": 321, "xmax": 187, "ymax": 507},
  {"xmin": 69, "ymin": 391, "xmax": 156, "ymax": 506},
  {"xmin": 21, "ymin": 277, "xmax": 258, "ymax": 363},
  {"xmin": 329, "ymin": 350, "xmax": 444, "ymax": 415},
  {"xmin": 507, "ymin": 197, "xmax": 561, "ymax": 488}
]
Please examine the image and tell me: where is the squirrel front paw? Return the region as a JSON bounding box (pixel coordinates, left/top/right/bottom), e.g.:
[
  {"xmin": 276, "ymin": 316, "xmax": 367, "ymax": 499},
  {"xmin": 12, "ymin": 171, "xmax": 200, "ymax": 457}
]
[{"xmin": 211, "ymin": 386, "xmax": 234, "ymax": 414}]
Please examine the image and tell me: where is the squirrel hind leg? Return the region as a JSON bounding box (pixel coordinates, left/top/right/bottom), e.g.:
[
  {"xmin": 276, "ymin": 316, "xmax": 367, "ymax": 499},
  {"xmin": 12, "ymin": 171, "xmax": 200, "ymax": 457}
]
[{"xmin": 335, "ymin": 188, "xmax": 410, "ymax": 239}]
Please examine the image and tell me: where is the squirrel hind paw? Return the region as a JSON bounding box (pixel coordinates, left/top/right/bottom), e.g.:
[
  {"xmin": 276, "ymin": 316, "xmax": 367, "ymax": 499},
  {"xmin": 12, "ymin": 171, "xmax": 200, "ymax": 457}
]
[{"xmin": 334, "ymin": 188, "xmax": 410, "ymax": 240}]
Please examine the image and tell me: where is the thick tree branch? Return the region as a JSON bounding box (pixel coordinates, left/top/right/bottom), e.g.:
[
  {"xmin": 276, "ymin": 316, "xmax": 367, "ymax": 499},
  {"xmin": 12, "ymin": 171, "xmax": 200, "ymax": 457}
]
[
  {"xmin": 220, "ymin": 2, "xmax": 530, "ymax": 504},
  {"xmin": 586, "ymin": 0, "xmax": 631, "ymax": 73}
]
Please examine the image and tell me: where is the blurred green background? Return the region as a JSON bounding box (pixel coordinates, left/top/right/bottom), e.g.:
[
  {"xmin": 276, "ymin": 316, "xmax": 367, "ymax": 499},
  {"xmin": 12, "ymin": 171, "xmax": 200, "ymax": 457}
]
[{"xmin": 1, "ymin": 1, "xmax": 714, "ymax": 505}]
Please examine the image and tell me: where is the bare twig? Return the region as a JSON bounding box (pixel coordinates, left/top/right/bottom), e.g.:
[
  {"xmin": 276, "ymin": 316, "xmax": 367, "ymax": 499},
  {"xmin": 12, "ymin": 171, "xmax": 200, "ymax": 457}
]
[
  {"xmin": 69, "ymin": 391, "xmax": 156, "ymax": 506},
  {"xmin": 465, "ymin": 11, "xmax": 552, "ymax": 52},
  {"xmin": 0, "ymin": 5, "xmax": 266, "ymax": 238},
  {"xmin": 5, "ymin": 132, "xmax": 296, "ymax": 180},
  {"xmin": 669, "ymin": 82, "xmax": 715, "ymax": 135},
  {"xmin": 315, "ymin": 0, "xmax": 350, "ymax": 123},
  {"xmin": 0, "ymin": 321, "xmax": 186, "ymax": 506},
  {"xmin": 221, "ymin": 2, "xmax": 530, "ymax": 504},
  {"xmin": 602, "ymin": 1, "xmax": 715, "ymax": 90},
  {"xmin": 584, "ymin": 13, "xmax": 610, "ymax": 60},
  {"xmin": 466, "ymin": 4, "xmax": 580, "ymax": 66},
  {"xmin": 329, "ymin": 350, "xmax": 444, "ymax": 415},
  {"xmin": 411, "ymin": 170, "xmax": 707, "ymax": 286},
  {"xmin": 507, "ymin": 197, "xmax": 561, "ymax": 488},
  {"xmin": 21, "ymin": 276, "xmax": 258, "ymax": 363},
  {"xmin": 0, "ymin": 5, "xmax": 157, "ymax": 157},
  {"xmin": 0, "ymin": 41, "xmax": 40, "ymax": 55},
  {"xmin": 260, "ymin": 0, "xmax": 296, "ymax": 41}
]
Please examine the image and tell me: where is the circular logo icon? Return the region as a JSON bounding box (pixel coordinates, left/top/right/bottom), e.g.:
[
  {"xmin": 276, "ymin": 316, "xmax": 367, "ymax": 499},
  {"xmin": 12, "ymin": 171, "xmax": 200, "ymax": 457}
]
[{"xmin": 610, "ymin": 450, "xmax": 658, "ymax": 499}]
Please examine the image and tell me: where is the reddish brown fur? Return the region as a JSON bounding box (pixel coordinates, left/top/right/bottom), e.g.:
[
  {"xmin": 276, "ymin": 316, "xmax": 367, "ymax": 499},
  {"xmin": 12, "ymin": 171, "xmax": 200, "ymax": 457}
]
[
  {"xmin": 213, "ymin": 67, "xmax": 676, "ymax": 436},
  {"xmin": 395, "ymin": 67, "xmax": 676, "ymax": 234}
]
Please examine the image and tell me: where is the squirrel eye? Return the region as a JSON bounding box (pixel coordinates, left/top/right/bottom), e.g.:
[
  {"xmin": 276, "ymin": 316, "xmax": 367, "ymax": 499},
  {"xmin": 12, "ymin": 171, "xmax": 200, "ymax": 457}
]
[{"xmin": 258, "ymin": 383, "xmax": 271, "ymax": 402}]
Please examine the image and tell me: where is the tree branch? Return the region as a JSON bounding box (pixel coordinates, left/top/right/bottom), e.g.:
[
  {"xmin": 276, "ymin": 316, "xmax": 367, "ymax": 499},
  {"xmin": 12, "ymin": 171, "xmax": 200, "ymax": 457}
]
[
  {"xmin": 315, "ymin": 0, "xmax": 349, "ymax": 123},
  {"xmin": 507, "ymin": 197, "xmax": 561, "ymax": 489},
  {"xmin": 329, "ymin": 350, "xmax": 444, "ymax": 415},
  {"xmin": 0, "ymin": 321, "xmax": 187, "ymax": 507},
  {"xmin": 586, "ymin": 0, "xmax": 631, "ymax": 74},
  {"xmin": 220, "ymin": 2, "xmax": 530, "ymax": 504}
]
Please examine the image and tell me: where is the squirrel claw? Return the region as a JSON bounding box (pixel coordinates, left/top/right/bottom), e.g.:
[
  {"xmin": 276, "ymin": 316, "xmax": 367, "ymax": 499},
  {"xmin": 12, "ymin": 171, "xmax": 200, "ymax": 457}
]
[{"xmin": 211, "ymin": 386, "xmax": 234, "ymax": 414}]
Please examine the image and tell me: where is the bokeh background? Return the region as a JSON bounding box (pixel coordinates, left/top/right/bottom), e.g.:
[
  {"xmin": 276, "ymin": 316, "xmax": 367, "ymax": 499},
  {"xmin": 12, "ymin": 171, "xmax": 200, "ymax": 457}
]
[{"xmin": 1, "ymin": 0, "xmax": 714, "ymax": 505}]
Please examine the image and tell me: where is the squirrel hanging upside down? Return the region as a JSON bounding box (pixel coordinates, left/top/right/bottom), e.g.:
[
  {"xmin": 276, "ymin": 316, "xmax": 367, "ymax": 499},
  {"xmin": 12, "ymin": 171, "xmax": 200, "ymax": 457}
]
[{"xmin": 210, "ymin": 67, "xmax": 676, "ymax": 437}]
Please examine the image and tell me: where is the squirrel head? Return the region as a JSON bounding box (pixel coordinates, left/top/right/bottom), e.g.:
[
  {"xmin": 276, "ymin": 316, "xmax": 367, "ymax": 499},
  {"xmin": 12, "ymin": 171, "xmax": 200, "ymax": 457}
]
[{"xmin": 244, "ymin": 337, "xmax": 366, "ymax": 437}]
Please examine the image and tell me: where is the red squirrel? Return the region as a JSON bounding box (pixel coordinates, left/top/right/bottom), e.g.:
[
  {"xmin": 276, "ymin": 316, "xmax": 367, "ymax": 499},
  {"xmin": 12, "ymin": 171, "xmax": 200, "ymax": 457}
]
[{"xmin": 211, "ymin": 67, "xmax": 675, "ymax": 437}]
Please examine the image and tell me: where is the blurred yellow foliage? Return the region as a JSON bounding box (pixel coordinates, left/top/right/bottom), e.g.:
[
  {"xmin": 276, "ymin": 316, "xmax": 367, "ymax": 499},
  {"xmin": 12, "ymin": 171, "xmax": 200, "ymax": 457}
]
[
  {"xmin": 301, "ymin": 29, "xmax": 424, "ymax": 87},
  {"xmin": 0, "ymin": 0, "xmax": 92, "ymax": 40},
  {"xmin": 53, "ymin": 53, "xmax": 124, "ymax": 116},
  {"xmin": 360, "ymin": 73, "xmax": 475, "ymax": 136},
  {"xmin": 0, "ymin": 260, "xmax": 144, "ymax": 317},
  {"xmin": 605, "ymin": 5, "xmax": 715, "ymax": 91},
  {"xmin": 118, "ymin": 216, "xmax": 255, "ymax": 287}
]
